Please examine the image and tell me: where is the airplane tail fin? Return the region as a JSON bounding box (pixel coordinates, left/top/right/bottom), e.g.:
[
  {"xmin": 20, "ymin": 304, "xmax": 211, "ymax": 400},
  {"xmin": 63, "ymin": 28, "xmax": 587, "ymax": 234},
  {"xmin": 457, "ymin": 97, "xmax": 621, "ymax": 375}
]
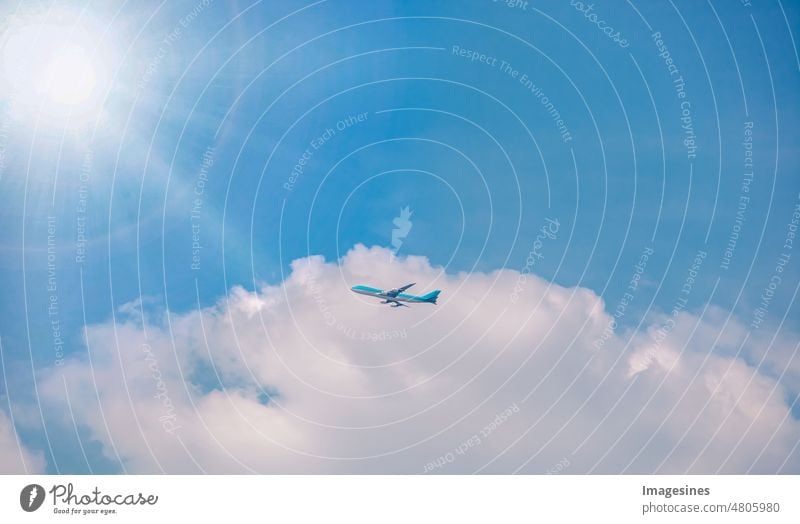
[{"xmin": 420, "ymin": 290, "xmax": 441, "ymax": 304}]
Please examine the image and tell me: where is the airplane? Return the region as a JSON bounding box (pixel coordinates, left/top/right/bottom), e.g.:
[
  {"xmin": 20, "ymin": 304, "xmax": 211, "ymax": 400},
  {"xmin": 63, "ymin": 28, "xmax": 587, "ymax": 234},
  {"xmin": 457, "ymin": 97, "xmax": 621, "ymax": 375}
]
[{"xmin": 350, "ymin": 283, "xmax": 441, "ymax": 307}]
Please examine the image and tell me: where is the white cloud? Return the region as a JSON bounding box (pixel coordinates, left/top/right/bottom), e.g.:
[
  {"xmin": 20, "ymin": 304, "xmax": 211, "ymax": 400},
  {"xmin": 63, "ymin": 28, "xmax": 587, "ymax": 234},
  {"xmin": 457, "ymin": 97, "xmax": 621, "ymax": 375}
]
[
  {"xmin": 34, "ymin": 245, "xmax": 800, "ymax": 473},
  {"xmin": 0, "ymin": 407, "xmax": 46, "ymax": 473}
]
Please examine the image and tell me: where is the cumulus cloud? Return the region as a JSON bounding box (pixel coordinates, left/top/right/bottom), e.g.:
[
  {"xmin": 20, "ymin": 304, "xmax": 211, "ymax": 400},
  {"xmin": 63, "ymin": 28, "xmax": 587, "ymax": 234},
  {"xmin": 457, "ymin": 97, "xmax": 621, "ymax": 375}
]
[
  {"xmin": 0, "ymin": 407, "xmax": 46, "ymax": 473},
  {"xmin": 34, "ymin": 245, "xmax": 800, "ymax": 473}
]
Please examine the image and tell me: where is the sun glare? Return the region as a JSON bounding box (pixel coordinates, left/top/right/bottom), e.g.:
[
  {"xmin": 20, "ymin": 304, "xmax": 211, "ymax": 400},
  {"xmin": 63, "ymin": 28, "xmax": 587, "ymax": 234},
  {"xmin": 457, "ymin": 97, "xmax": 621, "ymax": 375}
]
[
  {"xmin": 0, "ymin": 9, "xmax": 112, "ymax": 129},
  {"xmin": 40, "ymin": 44, "xmax": 97, "ymax": 106}
]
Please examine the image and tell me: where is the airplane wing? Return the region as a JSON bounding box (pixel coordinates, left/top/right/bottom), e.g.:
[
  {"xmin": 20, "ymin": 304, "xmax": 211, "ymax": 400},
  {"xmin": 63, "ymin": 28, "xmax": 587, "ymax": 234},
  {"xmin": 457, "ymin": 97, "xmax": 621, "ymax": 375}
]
[
  {"xmin": 380, "ymin": 299, "xmax": 409, "ymax": 307},
  {"xmin": 385, "ymin": 282, "xmax": 415, "ymax": 297}
]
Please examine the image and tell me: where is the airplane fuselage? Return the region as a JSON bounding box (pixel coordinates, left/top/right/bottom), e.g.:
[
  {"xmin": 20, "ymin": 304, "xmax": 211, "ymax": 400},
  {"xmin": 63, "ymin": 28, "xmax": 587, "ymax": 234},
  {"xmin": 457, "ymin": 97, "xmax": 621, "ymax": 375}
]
[{"xmin": 350, "ymin": 285, "xmax": 440, "ymax": 305}]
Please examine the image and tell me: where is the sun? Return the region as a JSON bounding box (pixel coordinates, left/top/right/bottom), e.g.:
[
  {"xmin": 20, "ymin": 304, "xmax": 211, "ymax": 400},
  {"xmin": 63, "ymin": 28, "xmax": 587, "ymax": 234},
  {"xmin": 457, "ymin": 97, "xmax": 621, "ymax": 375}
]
[
  {"xmin": 0, "ymin": 9, "xmax": 113, "ymax": 128},
  {"xmin": 39, "ymin": 44, "xmax": 97, "ymax": 106}
]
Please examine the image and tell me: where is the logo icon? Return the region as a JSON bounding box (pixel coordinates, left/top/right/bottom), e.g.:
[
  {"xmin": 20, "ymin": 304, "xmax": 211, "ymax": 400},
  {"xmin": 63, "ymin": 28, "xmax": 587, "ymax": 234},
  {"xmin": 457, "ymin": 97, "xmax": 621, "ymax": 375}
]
[
  {"xmin": 20, "ymin": 484, "xmax": 45, "ymax": 512},
  {"xmin": 390, "ymin": 206, "xmax": 413, "ymax": 256}
]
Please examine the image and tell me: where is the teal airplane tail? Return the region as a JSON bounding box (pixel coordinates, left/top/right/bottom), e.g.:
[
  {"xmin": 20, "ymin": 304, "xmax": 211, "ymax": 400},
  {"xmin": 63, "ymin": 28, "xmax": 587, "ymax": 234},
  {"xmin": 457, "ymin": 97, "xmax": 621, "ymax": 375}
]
[{"xmin": 420, "ymin": 290, "xmax": 441, "ymax": 304}]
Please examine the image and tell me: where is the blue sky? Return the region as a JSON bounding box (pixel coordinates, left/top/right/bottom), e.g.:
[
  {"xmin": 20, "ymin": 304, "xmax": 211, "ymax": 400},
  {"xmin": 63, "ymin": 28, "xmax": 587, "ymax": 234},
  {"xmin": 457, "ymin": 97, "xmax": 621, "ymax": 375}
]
[{"xmin": 0, "ymin": 0, "xmax": 798, "ymax": 474}]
